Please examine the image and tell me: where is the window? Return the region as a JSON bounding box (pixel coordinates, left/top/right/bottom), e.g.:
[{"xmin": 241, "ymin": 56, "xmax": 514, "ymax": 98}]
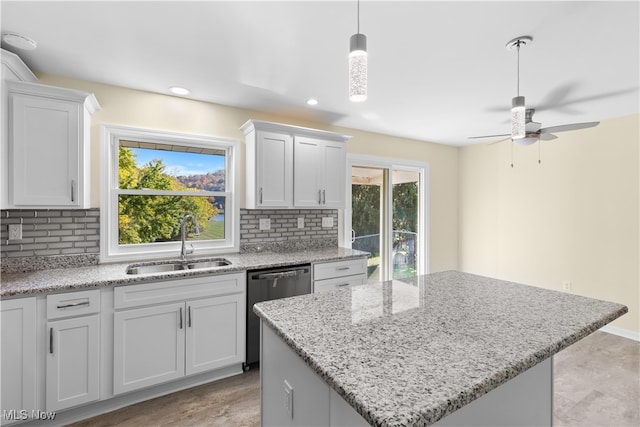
[{"xmin": 101, "ymin": 125, "xmax": 239, "ymax": 262}]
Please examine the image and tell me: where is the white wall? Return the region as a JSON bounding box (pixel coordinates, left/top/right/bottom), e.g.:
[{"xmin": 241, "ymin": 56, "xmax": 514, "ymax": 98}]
[
  {"xmin": 459, "ymin": 114, "xmax": 640, "ymax": 333},
  {"xmin": 37, "ymin": 73, "xmax": 460, "ymax": 274}
]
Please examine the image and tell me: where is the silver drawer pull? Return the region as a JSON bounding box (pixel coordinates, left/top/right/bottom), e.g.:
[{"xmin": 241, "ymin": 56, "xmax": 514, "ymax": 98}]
[
  {"xmin": 337, "ymin": 283, "xmax": 350, "ymax": 287},
  {"xmin": 336, "ymin": 266, "xmax": 351, "ymax": 271},
  {"xmin": 57, "ymin": 300, "xmax": 90, "ymax": 309}
]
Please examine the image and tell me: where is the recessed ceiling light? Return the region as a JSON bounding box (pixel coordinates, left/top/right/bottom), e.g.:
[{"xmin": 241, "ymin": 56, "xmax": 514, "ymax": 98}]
[
  {"xmin": 306, "ymin": 98, "xmax": 318, "ymax": 106},
  {"xmin": 2, "ymin": 32, "xmax": 37, "ymax": 50},
  {"xmin": 169, "ymin": 86, "xmax": 190, "ymax": 95}
]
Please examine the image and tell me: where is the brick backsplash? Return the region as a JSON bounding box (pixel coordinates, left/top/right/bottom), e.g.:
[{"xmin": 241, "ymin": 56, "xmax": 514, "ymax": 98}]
[
  {"xmin": 240, "ymin": 209, "xmax": 338, "ymax": 252},
  {"xmin": 1, "ymin": 209, "xmax": 100, "ymax": 259},
  {"xmin": 0, "ymin": 208, "xmax": 338, "ymax": 271}
]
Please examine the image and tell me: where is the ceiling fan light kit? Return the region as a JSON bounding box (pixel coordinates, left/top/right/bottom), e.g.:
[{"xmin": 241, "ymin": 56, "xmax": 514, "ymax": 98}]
[
  {"xmin": 349, "ymin": 0, "xmax": 367, "ymax": 102},
  {"xmin": 508, "ymin": 36, "xmax": 532, "ymax": 140},
  {"xmin": 511, "ymin": 95, "xmax": 526, "ymax": 139}
]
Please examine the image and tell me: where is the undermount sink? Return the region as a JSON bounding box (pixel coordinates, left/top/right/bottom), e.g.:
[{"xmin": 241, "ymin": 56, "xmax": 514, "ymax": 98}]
[{"xmin": 126, "ymin": 258, "xmax": 231, "ymax": 275}]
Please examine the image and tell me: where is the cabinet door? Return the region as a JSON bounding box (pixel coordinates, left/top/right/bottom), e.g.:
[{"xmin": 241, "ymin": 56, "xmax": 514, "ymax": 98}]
[
  {"xmin": 46, "ymin": 315, "xmax": 100, "ymax": 411},
  {"xmin": 320, "ymin": 141, "xmax": 346, "ymax": 208},
  {"xmin": 113, "ymin": 302, "xmax": 185, "ymax": 394},
  {"xmin": 293, "ymin": 136, "xmax": 322, "ymax": 207},
  {"xmin": 257, "ymin": 130, "xmax": 293, "ymax": 208},
  {"xmin": 186, "ymin": 294, "xmax": 245, "ymax": 375},
  {"xmin": 10, "ymin": 94, "xmax": 81, "ymax": 207},
  {"xmin": 1, "ymin": 298, "xmax": 36, "ymax": 423}
]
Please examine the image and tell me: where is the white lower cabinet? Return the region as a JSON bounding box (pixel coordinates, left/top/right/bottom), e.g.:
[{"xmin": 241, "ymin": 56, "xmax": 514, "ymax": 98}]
[
  {"xmin": 46, "ymin": 289, "xmax": 101, "ymax": 411},
  {"xmin": 261, "ymin": 323, "xmax": 367, "ymax": 426},
  {"xmin": 113, "ymin": 272, "xmax": 246, "ymax": 395},
  {"xmin": 113, "ymin": 302, "xmax": 186, "ymax": 394},
  {"xmin": 186, "ymin": 294, "xmax": 244, "ymax": 375},
  {"xmin": 313, "ymin": 258, "xmax": 368, "ymax": 293},
  {"xmin": 46, "ymin": 315, "xmax": 100, "ymax": 411},
  {"xmin": 1, "ymin": 297, "xmax": 36, "ymax": 425}
]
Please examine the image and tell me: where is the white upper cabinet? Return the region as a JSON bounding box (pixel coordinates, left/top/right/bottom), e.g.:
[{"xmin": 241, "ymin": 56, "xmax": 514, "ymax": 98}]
[
  {"xmin": 241, "ymin": 120, "xmax": 349, "ymax": 210},
  {"xmin": 6, "ymin": 80, "xmax": 100, "ymax": 208},
  {"xmin": 294, "ymin": 136, "xmax": 346, "ymax": 209}
]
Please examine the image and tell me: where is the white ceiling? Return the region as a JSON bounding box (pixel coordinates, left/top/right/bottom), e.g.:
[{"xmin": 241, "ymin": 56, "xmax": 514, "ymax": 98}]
[{"xmin": 2, "ymin": 1, "xmax": 638, "ymax": 146}]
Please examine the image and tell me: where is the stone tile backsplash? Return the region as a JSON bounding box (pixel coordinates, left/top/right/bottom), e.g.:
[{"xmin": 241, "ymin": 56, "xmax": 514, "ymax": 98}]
[
  {"xmin": 0, "ymin": 208, "xmax": 339, "ymax": 272},
  {"xmin": 240, "ymin": 209, "xmax": 338, "ymax": 252},
  {"xmin": 1, "ymin": 209, "xmax": 100, "ymax": 273}
]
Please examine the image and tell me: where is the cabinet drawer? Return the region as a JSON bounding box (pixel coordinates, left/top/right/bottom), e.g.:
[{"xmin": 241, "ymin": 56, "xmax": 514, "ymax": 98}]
[
  {"xmin": 114, "ymin": 272, "xmax": 246, "ymax": 309},
  {"xmin": 313, "ymin": 258, "xmax": 367, "ymax": 281},
  {"xmin": 47, "ymin": 289, "xmax": 100, "ymax": 320},
  {"xmin": 313, "ymin": 275, "xmax": 367, "ymax": 293}
]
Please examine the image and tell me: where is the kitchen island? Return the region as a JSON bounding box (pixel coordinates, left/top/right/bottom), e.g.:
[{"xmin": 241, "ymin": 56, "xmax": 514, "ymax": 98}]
[{"xmin": 254, "ymin": 271, "xmax": 627, "ymax": 426}]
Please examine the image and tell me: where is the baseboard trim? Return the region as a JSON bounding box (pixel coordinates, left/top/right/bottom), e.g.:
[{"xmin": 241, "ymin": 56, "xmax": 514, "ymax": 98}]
[{"xmin": 600, "ymin": 325, "xmax": 640, "ymax": 342}]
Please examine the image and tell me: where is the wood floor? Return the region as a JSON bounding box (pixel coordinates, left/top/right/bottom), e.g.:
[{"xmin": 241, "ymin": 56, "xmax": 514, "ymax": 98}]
[{"xmin": 72, "ymin": 331, "xmax": 638, "ymax": 427}]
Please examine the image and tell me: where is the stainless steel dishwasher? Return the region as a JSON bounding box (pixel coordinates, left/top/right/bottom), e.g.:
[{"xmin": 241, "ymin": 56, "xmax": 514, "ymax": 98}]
[{"xmin": 246, "ymin": 264, "xmax": 311, "ymax": 367}]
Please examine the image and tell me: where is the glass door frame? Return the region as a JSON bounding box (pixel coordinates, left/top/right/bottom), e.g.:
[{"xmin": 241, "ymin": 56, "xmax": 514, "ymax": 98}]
[{"xmin": 340, "ymin": 154, "xmax": 430, "ymax": 280}]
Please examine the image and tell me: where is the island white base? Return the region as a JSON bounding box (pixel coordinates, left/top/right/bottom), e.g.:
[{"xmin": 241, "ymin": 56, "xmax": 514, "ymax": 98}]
[{"xmin": 261, "ymin": 321, "xmax": 552, "ymax": 426}]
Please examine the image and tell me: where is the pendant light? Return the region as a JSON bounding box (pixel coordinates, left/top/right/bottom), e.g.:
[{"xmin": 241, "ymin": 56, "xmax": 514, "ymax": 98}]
[
  {"xmin": 349, "ymin": 0, "xmax": 367, "ymax": 102},
  {"xmin": 507, "ymin": 36, "xmax": 532, "ymax": 140}
]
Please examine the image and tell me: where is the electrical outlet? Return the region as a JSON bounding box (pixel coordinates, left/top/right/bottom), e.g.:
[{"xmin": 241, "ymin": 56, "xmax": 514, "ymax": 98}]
[
  {"xmin": 562, "ymin": 281, "xmax": 572, "ymax": 292},
  {"xmin": 321, "ymin": 217, "xmax": 333, "ymax": 228},
  {"xmin": 259, "ymin": 218, "xmax": 271, "ymax": 230},
  {"xmin": 297, "ymin": 217, "xmax": 304, "ymax": 229},
  {"xmin": 8, "ymin": 224, "xmax": 22, "ymax": 241},
  {"xmin": 283, "ymin": 380, "xmax": 293, "ymax": 418}
]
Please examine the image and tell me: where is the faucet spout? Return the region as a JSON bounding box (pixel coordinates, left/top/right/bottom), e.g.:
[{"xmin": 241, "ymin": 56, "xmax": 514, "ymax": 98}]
[{"xmin": 179, "ymin": 214, "xmax": 200, "ymax": 262}]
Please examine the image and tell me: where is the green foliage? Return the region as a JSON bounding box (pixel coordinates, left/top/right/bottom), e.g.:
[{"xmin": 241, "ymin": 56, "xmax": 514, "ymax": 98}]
[
  {"xmin": 351, "ymin": 184, "xmax": 380, "ymax": 236},
  {"xmin": 392, "ymin": 182, "xmax": 418, "ymax": 234},
  {"xmin": 118, "ymin": 147, "xmax": 218, "ymax": 245}
]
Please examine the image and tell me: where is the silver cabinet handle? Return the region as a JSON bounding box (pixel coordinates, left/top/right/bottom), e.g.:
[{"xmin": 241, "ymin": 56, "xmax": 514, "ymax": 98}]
[
  {"xmin": 337, "ymin": 283, "xmax": 350, "ymax": 287},
  {"xmin": 188, "ymin": 306, "xmax": 192, "ymax": 328},
  {"xmin": 179, "ymin": 307, "xmax": 183, "ymax": 329},
  {"xmin": 71, "ymin": 180, "xmax": 76, "ymax": 202},
  {"xmin": 49, "ymin": 327, "xmax": 54, "ymax": 354},
  {"xmin": 351, "ymin": 229, "xmax": 356, "ymax": 243},
  {"xmin": 336, "ymin": 266, "xmax": 351, "ymax": 271},
  {"xmin": 57, "ymin": 300, "xmax": 90, "ymax": 309},
  {"xmin": 318, "ymin": 189, "xmax": 322, "ymax": 204},
  {"xmin": 259, "ymin": 187, "xmax": 263, "ymax": 204},
  {"xmin": 322, "ymin": 189, "xmax": 326, "ymax": 205}
]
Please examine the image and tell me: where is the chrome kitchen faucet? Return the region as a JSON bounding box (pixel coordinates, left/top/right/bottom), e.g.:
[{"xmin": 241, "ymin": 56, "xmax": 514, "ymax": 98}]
[{"xmin": 179, "ymin": 214, "xmax": 200, "ymax": 262}]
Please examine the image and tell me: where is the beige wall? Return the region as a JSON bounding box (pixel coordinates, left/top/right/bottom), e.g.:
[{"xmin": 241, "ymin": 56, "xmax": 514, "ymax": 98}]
[
  {"xmin": 37, "ymin": 73, "xmax": 637, "ymax": 333},
  {"xmin": 459, "ymin": 114, "xmax": 640, "ymax": 333},
  {"xmin": 37, "ymin": 73, "xmax": 460, "ymax": 273}
]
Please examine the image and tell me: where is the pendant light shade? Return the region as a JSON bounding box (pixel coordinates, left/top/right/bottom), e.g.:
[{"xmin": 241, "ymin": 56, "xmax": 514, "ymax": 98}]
[
  {"xmin": 349, "ymin": 33, "xmax": 367, "ymax": 102},
  {"xmin": 511, "ymin": 95, "xmax": 526, "ymax": 139},
  {"xmin": 349, "ymin": 0, "xmax": 367, "ymax": 102}
]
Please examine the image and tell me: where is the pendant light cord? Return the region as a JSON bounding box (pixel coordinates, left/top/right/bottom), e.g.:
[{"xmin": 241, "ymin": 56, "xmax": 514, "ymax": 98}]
[{"xmin": 357, "ymin": 0, "xmax": 360, "ymax": 34}]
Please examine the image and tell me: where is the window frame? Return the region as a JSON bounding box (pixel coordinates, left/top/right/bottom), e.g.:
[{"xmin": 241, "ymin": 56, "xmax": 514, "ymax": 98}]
[{"xmin": 100, "ymin": 124, "xmax": 240, "ymax": 263}]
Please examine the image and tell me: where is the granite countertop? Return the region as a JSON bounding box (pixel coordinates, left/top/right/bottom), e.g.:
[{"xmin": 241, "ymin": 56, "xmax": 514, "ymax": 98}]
[
  {"xmin": 254, "ymin": 271, "xmax": 628, "ymax": 427},
  {"xmin": 0, "ymin": 247, "xmax": 368, "ymax": 297}
]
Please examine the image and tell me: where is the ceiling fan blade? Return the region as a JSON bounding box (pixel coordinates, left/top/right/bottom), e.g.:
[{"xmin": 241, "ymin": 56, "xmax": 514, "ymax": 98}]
[
  {"xmin": 468, "ymin": 133, "xmax": 511, "ymax": 139},
  {"xmin": 539, "ymin": 133, "xmax": 558, "ymax": 141},
  {"xmin": 540, "ymin": 122, "xmax": 599, "ymax": 134}
]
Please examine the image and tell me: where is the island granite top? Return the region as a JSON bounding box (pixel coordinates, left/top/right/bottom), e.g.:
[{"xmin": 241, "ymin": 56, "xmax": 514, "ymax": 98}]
[
  {"xmin": 254, "ymin": 271, "xmax": 628, "ymax": 427},
  {"xmin": 0, "ymin": 247, "xmax": 367, "ymax": 297}
]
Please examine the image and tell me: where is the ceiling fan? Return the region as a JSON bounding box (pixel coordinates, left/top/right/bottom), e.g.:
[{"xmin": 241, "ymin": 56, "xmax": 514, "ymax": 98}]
[{"xmin": 469, "ymin": 36, "xmax": 599, "ymax": 146}]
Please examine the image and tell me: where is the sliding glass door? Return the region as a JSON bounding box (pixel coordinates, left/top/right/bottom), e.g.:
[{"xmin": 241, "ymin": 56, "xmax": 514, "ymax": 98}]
[{"xmin": 347, "ymin": 158, "xmax": 426, "ymax": 283}]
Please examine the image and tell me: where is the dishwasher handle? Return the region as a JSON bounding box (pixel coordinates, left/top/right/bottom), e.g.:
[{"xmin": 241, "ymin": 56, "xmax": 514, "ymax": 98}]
[{"xmin": 252, "ymin": 268, "xmax": 309, "ymax": 281}]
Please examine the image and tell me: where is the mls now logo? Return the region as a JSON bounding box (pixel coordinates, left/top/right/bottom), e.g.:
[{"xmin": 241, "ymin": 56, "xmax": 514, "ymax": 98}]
[{"xmin": 3, "ymin": 409, "xmax": 56, "ymax": 421}]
